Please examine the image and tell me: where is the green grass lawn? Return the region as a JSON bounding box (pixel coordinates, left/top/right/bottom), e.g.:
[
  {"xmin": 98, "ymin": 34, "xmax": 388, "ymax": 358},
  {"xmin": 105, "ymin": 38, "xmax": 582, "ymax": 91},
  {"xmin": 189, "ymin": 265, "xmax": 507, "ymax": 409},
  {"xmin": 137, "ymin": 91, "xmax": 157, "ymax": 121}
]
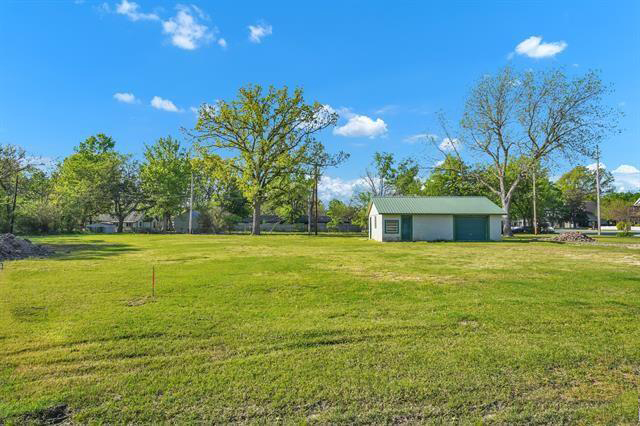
[{"xmin": 1, "ymin": 234, "xmax": 639, "ymax": 424}]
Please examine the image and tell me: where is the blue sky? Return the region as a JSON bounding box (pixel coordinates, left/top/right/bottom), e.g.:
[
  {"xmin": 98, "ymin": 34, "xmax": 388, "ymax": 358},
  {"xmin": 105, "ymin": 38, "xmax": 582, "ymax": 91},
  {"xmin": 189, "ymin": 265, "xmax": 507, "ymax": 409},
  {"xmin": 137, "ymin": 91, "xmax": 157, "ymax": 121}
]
[{"xmin": 1, "ymin": 0, "xmax": 638, "ymax": 200}]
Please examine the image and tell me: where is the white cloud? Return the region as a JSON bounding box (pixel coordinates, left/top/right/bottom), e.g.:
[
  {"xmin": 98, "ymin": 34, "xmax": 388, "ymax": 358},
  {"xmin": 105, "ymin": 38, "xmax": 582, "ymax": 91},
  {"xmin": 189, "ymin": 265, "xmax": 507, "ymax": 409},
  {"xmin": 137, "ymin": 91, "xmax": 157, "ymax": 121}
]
[
  {"xmin": 612, "ymin": 164, "xmax": 640, "ymax": 192},
  {"xmin": 439, "ymin": 137, "xmax": 460, "ymax": 151},
  {"xmin": 115, "ymin": 0, "xmax": 159, "ymax": 21},
  {"xmin": 248, "ymin": 22, "xmax": 272, "ymax": 43},
  {"xmin": 162, "ymin": 5, "xmax": 214, "ymax": 50},
  {"xmin": 334, "ymin": 114, "xmax": 387, "ymax": 138},
  {"xmin": 318, "ymin": 176, "xmax": 367, "ymax": 201},
  {"xmin": 404, "ymin": 133, "xmax": 438, "ymax": 144},
  {"xmin": 150, "ymin": 96, "xmax": 181, "ymax": 112},
  {"xmin": 514, "ymin": 36, "xmax": 567, "ymax": 58},
  {"xmin": 586, "ymin": 162, "xmax": 606, "ymax": 171},
  {"xmin": 434, "ymin": 160, "xmax": 445, "ymax": 167},
  {"xmin": 612, "ymin": 164, "xmax": 639, "ymax": 174},
  {"xmin": 189, "ymin": 4, "xmax": 208, "ymax": 20},
  {"xmin": 112, "ymin": 2, "xmax": 221, "ymax": 51},
  {"xmin": 113, "ymin": 92, "xmax": 137, "ymax": 104}
]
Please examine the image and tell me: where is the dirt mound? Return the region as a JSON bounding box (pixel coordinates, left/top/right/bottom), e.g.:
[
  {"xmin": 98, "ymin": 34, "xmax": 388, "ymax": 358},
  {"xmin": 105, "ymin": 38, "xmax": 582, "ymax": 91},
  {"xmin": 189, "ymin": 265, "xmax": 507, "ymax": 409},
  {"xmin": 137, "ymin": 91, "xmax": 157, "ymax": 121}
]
[
  {"xmin": 0, "ymin": 234, "xmax": 53, "ymax": 261},
  {"xmin": 551, "ymin": 232, "xmax": 595, "ymax": 243}
]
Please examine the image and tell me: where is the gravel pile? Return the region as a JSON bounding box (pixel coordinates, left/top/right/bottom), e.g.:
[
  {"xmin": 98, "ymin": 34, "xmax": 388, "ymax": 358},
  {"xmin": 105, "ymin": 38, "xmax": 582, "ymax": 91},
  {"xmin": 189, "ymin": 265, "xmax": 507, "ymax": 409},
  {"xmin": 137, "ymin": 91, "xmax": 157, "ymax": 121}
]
[
  {"xmin": 0, "ymin": 234, "xmax": 52, "ymax": 261},
  {"xmin": 551, "ymin": 232, "xmax": 595, "ymax": 243}
]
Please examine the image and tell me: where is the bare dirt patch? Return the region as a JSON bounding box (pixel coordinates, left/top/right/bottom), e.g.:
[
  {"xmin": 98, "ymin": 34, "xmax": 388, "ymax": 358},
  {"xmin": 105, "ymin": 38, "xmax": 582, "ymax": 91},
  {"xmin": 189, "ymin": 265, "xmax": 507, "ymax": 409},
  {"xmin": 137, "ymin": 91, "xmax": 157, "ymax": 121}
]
[{"xmin": 125, "ymin": 296, "xmax": 154, "ymax": 307}]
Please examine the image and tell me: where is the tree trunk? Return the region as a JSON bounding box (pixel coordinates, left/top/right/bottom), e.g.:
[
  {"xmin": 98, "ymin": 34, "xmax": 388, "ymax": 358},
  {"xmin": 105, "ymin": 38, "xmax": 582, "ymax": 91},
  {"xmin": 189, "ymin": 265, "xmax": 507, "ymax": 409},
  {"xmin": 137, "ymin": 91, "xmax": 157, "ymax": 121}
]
[
  {"xmin": 307, "ymin": 192, "xmax": 312, "ymax": 235},
  {"xmin": 595, "ymin": 150, "xmax": 601, "ymax": 235},
  {"xmin": 502, "ymin": 198, "xmax": 513, "ymax": 237},
  {"xmin": 314, "ymin": 167, "xmax": 319, "ymax": 236},
  {"xmin": 9, "ymin": 173, "xmax": 18, "ymax": 234},
  {"xmin": 532, "ymin": 168, "xmax": 538, "ymax": 235},
  {"xmin": 252, "ymin": 200, "xmax": 261, "ymax": 235},
  {"xmin": 117, "ymin": 217, "xmax": 124, "ymax": 233}
]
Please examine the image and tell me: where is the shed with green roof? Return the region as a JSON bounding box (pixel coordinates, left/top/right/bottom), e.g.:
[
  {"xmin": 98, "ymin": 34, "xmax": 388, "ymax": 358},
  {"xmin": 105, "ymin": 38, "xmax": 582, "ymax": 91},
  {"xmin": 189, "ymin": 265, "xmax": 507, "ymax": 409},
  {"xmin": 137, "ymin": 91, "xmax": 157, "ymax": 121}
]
[{"xmin": 367, "ymin": 196, "xmax": 505, "ymax": 242}]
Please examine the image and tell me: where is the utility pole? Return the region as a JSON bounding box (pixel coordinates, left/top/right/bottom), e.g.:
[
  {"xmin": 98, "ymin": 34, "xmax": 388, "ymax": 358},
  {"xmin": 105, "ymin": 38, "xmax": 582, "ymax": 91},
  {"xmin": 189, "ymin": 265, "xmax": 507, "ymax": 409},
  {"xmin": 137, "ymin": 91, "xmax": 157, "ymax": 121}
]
[
  {"xmin": 532, "ymin": 166, "xmax": 538, "ymax": 235},
  {"xmin": 305, "ymin": 142, "xmax": 349, "ymax": 236},
  {"xmin": 188, "ymin": 171, "xmax": 194, "ymax": 234},
  {"xmin": 595, "ymin": 146, "xmax": 602, "ymax": 236}
]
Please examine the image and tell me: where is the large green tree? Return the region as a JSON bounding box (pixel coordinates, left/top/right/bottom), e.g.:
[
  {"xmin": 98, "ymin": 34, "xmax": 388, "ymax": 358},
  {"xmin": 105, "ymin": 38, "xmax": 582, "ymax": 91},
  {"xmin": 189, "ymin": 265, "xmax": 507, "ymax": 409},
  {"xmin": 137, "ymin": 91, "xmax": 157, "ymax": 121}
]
[
  {"xmin": 140, "ymin": 136, "xmax": 191, "ymax": 231},
  {"xmin": 0, "ymin": 144, "xmax": 33, "ymax": 233},
  {"xmin": 362, "ymin": 152, "xmax": 422, "ymax": 196},
  {"xmin": 508, "ymin": 163, "xmax": 563, "ymax": 228},
  {"xmin": 362, "ymin": 152, "xmax": 397, "ymax": 196},
  {"xmin": 0, "ymin": 144, "xmax": 27, "ymax": 183},
  {"xmin": 556, "ymin": 165, "xmax": 615, "ymax": 227},
  {"xmin": 53, "ymin": 134, "xmax": 120, "ymax": 231},
  {"xmin": 602, "ymin": 198, "xmax": 636, "ymax": 228},
  {"xmin": 15, "ymin": 168, "xmax": 59, "ymax": 234},
  {"xmin": 192, "ymin": 84, "xmax": 337, "ymax": 235},
  {"xmin": 326, "ymin": 199, "xmax": 358, "ymax": 230},
  {"xmin": 109, "ymin": 157, "xmax": 145, "ymax": 233},
  {"xmin": 190, "ymin": 150, "xmax": 250, "ymax": 217},
  {"xmin": 422, "ymin": 156, "xmax": 480, "ymax": 196},
  {"xmin": 266, "ymin": 171, "xmax": 311, "ymax": 224}
]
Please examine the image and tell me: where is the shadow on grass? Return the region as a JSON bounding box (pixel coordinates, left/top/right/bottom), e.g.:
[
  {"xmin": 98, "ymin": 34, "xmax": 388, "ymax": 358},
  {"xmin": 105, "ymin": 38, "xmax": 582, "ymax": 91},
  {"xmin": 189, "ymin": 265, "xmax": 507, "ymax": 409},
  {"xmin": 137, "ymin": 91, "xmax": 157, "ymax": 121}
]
[
  {"xmin": 43, "ymin": 242, "xmax": 140, "ymax": 261},
  {"xmin": 226, "ymin": 232, "xmax": 366, "ymax": 238},
  {"xmin": 502, "ymin": 237, "xmax": 555, "ymax": 243}
]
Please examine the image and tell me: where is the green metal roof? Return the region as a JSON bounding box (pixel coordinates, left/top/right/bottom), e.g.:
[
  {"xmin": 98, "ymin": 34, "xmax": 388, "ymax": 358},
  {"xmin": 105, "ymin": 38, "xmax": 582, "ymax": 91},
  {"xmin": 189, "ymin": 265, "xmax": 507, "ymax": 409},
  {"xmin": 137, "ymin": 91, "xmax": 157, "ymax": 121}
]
[{"xmin": 369, "ymin": 196, "xmax": 505, "ymax": 215}]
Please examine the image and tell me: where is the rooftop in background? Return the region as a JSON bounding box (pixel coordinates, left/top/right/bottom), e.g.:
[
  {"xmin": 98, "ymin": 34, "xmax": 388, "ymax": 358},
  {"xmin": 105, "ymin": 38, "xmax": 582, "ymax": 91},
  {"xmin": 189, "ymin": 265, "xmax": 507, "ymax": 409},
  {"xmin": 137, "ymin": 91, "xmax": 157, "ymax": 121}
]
[{"xmin": 369, "ymin": 196, "xmax": 506, "ymax": 215}]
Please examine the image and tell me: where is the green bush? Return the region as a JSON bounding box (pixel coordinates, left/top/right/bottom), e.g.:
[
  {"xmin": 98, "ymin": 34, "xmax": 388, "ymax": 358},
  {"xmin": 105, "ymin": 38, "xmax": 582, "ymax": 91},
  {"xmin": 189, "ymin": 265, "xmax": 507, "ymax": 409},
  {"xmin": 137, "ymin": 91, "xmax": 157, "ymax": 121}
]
[
  {"xmin": 616, "ymin": 221, "xmax": 631, "ymax": 232},
  {"xmin": 199, "ymin": 206, "xmax": 241, "ymax": 234}
]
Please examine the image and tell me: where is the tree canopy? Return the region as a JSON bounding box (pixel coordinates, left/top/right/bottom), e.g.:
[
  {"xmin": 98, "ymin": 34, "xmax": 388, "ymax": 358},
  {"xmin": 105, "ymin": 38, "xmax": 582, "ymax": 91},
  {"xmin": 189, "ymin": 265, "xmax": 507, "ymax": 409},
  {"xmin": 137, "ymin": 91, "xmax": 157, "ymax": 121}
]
[
  {"xmin": 435, "ymin": 67, "xmax": 619, "ymax": 235},
  {"xmin": 192, "ymin": 84, "xmax": 337, "ymax": 234},
  {"xmin": 140, "ymin": 136, "xmax": 191, "ymax": 230}
]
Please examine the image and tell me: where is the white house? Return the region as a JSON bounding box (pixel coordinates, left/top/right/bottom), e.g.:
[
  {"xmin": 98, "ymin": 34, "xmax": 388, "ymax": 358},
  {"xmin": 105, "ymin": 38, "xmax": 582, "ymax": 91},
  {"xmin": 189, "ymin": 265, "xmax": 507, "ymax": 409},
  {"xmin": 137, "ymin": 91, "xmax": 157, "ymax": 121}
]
[
  {"xmin": 367, "ymin": 196, "xmax": 505, "ymax": 242},
  {"xmin": 87, "ymin": 212, "xmax": 160, "ymax": 233}
]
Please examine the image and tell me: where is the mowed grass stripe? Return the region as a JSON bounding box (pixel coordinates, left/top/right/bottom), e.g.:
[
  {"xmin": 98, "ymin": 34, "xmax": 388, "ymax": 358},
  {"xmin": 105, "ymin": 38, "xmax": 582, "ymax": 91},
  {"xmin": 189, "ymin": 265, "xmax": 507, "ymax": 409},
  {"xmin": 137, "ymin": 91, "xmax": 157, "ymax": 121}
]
[{"xmin": 1, "ymin": 234, "xmax": 639, "ymax": 423}]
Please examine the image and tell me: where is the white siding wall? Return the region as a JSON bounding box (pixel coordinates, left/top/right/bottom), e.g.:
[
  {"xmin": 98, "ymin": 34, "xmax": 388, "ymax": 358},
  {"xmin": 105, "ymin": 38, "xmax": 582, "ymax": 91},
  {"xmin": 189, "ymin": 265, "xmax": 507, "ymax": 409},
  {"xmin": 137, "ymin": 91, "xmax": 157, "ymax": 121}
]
[
  {"xmin": 412, "ymin": 215, "xmax": 454, "ymax": 241},
  {"xmin": 489, "ymin": 215, "xmax": 503, "ymax": 241},
  {"xmin": 381, "ymin": 215, "xmax": 401, "ymax": 242},
  {"xmin": 369, "ymin": 207, "xmax": 503, "ymax": 242},
  {"xmin": 368, "ymin": 204, "xmax": 384, "ymax": 241}
]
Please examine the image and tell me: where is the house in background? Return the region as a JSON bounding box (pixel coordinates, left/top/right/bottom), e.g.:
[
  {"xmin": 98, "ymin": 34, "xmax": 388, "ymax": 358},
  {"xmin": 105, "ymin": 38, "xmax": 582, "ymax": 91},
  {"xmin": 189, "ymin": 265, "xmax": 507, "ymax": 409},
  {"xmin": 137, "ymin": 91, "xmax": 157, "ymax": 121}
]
[
  {"xmin": 633, "ymin": 198, "xmax": 640, "ymax": 224},
  {"xmin": 368, "ymin": 196, "xmax": 505, "ymax": 242},
  {"xmin": 86, "ymin": 222, "xmax": 118, "ymax": 233},
  {"xmin": 87, "ymin": 212, "xmax": 160, "ymax": 233},
  {"xmin": 174, "ymin": 211, "xmax": 203, "ymax": 233}
]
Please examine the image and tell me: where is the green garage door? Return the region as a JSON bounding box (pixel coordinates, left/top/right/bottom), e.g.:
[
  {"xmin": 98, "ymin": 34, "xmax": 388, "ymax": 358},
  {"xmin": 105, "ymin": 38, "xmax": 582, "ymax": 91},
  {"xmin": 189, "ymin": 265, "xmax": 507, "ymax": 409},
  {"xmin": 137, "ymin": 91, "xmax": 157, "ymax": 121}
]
[{"xmin": 454, "ymin": 216, "xmax": 488, "ymax": 241}]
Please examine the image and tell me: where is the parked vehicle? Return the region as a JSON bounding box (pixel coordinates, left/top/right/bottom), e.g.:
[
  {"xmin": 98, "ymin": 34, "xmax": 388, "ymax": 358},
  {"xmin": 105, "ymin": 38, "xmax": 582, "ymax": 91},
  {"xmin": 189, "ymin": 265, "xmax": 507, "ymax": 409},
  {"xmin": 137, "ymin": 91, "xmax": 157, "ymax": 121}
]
[{"xmin": 511, "ymin": 224, "xmax": 555, "ymax": 234}]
